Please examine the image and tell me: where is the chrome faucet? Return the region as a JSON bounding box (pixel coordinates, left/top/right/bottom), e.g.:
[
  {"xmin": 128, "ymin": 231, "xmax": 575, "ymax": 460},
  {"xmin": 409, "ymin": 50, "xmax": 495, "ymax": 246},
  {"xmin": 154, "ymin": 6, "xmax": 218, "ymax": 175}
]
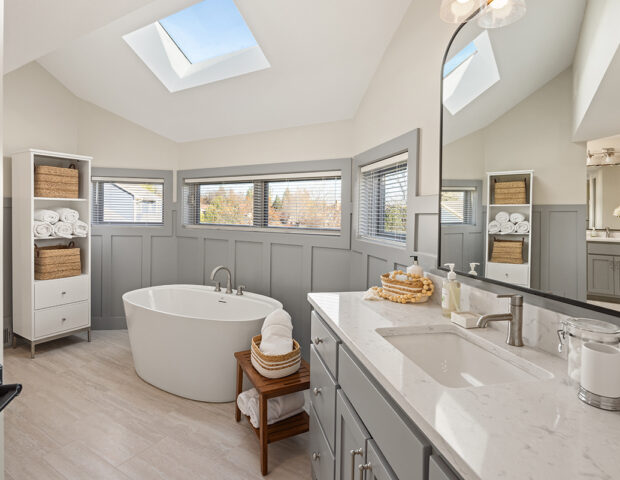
[
  {"xmin": 606, "ymin": 227, "xmax": 611, "ymax": 238},
  {"xmin": 210, "ymin": 266, "xmax": 233, "ymax": 294},
  {"xmin": 477, "ymin": 294, "xmax": 524, "ymax": 347}
]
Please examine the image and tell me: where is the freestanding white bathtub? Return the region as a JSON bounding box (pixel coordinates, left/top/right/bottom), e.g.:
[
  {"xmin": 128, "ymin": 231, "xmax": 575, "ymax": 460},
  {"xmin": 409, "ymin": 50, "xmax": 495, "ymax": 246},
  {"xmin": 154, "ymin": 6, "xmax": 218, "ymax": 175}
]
[{"xmin": 122, "ymin": 284, "xmax": 282, "ymax": 402}]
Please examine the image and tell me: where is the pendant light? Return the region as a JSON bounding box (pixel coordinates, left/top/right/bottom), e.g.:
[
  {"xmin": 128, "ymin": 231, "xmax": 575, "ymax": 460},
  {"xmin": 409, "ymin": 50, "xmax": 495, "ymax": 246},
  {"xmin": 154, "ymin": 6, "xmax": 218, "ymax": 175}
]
[
  {"xmin": 477, "ymin": 0, "xmax": 527, "ymax": 29},
  {"xmin": 439, "ymin": 0, "xmax": 486, "ymax": 24}
]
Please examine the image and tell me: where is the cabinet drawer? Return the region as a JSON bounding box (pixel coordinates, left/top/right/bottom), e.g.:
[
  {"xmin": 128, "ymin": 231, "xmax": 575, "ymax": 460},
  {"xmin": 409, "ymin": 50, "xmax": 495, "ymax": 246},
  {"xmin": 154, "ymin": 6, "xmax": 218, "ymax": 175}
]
[
  {"xmin": 310, "ymin": 345, "xmax": 338, "ymax": 452},
  {"xmin": 34, "ymin": 301, "xmax": 89, "ymax": 338},
  {"xmin": 338, "ymin": 346, "xmax": 431, "ymax": 480},
  {"xmin": 310, "ymin": 404, "xmax": 335, "ymax": 480},
  {"xmin": 35, "ymin": 275, "xmax": 89, "ymax": 310},
  {"xmin": 311, "ymin": 311, "xmax": 340, "ymax": 378},
  {"xmin": 429, "ymin": 455, "xmax": 459, "ymax": 480},
  {"xmin": 486, "ymin": 262, "xmax": 529, "ymax": 286}
]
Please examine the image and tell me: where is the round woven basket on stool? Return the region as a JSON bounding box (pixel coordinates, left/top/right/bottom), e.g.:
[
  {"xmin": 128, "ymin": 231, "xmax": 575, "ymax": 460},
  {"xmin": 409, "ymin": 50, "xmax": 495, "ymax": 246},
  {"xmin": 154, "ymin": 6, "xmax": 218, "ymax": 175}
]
[{"xmin": 250, "ymin": 334, "xmax": 301, "ymax": 379}]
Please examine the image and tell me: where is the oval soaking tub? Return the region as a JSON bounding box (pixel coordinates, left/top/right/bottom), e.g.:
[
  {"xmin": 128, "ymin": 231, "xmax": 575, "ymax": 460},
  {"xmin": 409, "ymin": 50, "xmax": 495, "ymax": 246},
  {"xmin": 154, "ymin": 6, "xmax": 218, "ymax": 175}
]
[{"xmin": 122, "ymin": 284, "xmax": 282, "ymax": 402}]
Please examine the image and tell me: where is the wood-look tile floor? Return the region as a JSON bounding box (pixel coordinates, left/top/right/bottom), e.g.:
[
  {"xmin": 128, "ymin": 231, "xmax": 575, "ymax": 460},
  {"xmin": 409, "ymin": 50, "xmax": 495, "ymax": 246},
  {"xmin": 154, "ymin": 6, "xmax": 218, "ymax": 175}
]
[{"xmin": 4, "ymin": 330, "xmax": 310, "ymax": 480}]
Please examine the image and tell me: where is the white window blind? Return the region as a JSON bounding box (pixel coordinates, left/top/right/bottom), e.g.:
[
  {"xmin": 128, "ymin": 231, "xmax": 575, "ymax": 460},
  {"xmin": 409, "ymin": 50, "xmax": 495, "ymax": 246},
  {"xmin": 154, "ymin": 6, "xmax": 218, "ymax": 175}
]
[
  {"xmin": 183, "ymin": 172, "xmax": 341, "ymax": 231},
  {"xmin": 359, "ymin": 153, "xmax": 408, "ymax": 243},
  {"xmin": 441, "ymin": 188, "xmax": 475, "ymax": 224},
  {"xmin": 92, "ymin": 177, "xmax": 164, "ymax": 225}
]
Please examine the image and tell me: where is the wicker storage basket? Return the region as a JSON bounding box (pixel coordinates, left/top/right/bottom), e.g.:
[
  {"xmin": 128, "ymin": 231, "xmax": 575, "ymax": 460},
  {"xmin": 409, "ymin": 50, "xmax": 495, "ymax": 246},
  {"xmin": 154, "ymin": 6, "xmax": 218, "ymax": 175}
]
[
  {"xmin": 34, "ymin": 164, "xmax": 79, "ymax": 198},
  {"xmin": 34, "ymin": 242, "xmax": 81, "ymax": 280},
  {"xmin": 493, "ymin": 179, "xmax": 526, "ymax": 205},
  {"xmin": 378, "ymin": 271, "xmax": 434, "ymax": 304},
  {"xmin": 250, "ymin": 335, "xmax": 301, "ymax": 379},
  {"xmin": 490, "ymin": 238, "xmax": 524, "ymax": 264}
]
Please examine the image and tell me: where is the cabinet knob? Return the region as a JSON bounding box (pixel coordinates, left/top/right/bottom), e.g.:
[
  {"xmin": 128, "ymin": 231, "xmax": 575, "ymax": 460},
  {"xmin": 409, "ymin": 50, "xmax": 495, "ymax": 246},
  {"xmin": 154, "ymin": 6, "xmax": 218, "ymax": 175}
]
[
  {"xmin": 61, "ymin": 318, "xmax": 66, "ymax": 322},
  {"xmin": 312, "ymin": 387, "xmax": 322, "ymax": 396},
  {"xmin": 358, "ymin": 463, "xmax": 372, "ymax": 480},
  {"xmin": 313, "ymin": 336, "xmax": 323, "ymax": 345},
  {"xmin": 312, "ymin": 452, "xmax": 320, "ymax": 461},
  {"xmin": 61, "ymin": 291, "xmax": 67, "ymax": 295}
]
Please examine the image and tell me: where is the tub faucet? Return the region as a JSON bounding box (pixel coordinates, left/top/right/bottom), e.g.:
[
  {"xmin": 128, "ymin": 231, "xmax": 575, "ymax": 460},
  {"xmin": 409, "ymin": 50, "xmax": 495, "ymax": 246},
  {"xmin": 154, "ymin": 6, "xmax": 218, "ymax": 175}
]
[
  {"xmin": 211, "ymin": 266, "xmax": 233, "ymax": 294},
  {"xmin": 477, "ymin": 294, "xmax": 524, "ymax": 347}
]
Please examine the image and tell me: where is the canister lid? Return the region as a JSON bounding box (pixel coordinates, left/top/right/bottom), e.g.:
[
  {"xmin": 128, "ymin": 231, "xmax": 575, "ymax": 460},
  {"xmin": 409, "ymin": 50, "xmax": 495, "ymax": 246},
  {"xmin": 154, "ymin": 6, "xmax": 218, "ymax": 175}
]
[{"xmin": 562, "ymin": 317, "xmax": 620, "ymax": 338}]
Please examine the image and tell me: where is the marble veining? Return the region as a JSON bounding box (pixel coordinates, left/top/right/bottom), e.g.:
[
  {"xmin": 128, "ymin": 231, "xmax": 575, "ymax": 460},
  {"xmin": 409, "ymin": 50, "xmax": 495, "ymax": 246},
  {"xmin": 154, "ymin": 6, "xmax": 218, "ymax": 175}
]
[{"xmin": 307, "ymin": 288, "xmax": 620, "ymax": 480}]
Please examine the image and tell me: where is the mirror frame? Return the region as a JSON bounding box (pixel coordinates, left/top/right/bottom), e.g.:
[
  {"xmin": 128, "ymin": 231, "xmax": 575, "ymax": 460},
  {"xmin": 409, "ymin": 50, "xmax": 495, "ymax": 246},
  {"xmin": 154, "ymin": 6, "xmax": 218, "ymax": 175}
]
[{"xmin": 437, "ymin": 18, "xmax": 620, "ymax": 319}]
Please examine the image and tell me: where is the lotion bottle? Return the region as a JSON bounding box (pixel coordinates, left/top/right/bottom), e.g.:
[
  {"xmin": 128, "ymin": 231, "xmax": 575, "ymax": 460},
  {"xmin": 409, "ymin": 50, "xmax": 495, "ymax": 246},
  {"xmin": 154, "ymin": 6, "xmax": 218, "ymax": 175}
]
[
  {"xmin": 442, "ymin": 263, "xmax": 461, "ymax": 317},
  {"xmin": 407, "ymin": 255, "xmax": 424, "ymax": 277},
  {"xmin": 468, "ymin": 262, "xmax": 480, "ymax": 276}
]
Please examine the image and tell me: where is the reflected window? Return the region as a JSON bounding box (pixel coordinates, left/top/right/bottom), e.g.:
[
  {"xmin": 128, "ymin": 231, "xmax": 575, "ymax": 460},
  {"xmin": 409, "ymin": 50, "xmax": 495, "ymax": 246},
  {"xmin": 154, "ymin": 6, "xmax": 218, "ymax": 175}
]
[{"xmin": 441, "ymin": 188, "xmax": 475, "ymax": 225}]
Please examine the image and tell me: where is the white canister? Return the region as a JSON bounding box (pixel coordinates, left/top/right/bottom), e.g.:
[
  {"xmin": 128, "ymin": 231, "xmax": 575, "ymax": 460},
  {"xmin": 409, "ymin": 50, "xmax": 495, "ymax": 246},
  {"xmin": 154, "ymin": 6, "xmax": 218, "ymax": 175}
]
[{"xmin": 580, "ymin": 342, "xmax": 620, "ymax": 398}]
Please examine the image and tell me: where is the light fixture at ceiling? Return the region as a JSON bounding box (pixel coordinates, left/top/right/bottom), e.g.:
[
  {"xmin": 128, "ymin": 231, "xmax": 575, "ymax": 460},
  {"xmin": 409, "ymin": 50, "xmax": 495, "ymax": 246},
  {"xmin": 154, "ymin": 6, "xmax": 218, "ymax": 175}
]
[
  {"xmin": 439, "ymin": 0, "xmax": 486, "ymax": 24},
  {"xmin": 587, "ymin": 148, "xmax": 619, "ymax": 166},
  {"xmin": 439, "ymin": 0, "xmax": 527, "ymax": 28},
  {"xmin": 477, "ymin": 0, "xmax": 527, "ymax": 29}
]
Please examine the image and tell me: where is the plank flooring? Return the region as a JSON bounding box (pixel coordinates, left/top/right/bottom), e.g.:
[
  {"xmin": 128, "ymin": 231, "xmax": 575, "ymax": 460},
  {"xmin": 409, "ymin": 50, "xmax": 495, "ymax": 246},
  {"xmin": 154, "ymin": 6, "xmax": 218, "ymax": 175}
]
[{"xmin": 4, "ymin": 330, "xmax": 310, "ymax": 479}]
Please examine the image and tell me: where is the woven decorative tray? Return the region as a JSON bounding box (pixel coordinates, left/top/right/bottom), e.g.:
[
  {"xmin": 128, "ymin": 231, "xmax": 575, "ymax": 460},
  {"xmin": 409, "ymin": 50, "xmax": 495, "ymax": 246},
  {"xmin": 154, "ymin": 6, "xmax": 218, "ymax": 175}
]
[{"xmin": 377, "ymin": 271, "xmax": 435, "ymax": 304}]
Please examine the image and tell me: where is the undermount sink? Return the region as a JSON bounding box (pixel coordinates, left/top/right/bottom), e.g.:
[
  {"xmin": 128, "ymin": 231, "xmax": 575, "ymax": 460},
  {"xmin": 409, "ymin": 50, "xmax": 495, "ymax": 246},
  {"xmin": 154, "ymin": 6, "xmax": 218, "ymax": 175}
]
[{"xmin": 377, "ymin": 326, "xmax": 553, "ymax": 388}]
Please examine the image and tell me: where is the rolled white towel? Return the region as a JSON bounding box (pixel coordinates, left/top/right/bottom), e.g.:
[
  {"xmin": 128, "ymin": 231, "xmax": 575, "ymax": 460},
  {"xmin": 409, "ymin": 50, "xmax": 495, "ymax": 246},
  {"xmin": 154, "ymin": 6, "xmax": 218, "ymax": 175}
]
[
  {"xmin": 53, "ymin": 221, "xmax": 73, "ymax": 238},
  {"xmin": 500, "ymin": 222, "xmax": 516, "ymax": 234},
  {"xmin": 363, "ymin": 287, "xmax": 382, "ymax": 301},
  {"xmin": 53, "ymin": 207, "xmax": 79, "ymax": 223},
  {"xmin": 510, "ymin": 212, "xmax": 525, "ymax": 224},
  {"xmin": 33, "ymin": 221, "xmax": 53, "ymax": 238},
  {"xmin": 488, "ymin": 220, "xmax": 501, "ymax": 234},
  {"xmin": 515, "ymin": 221, "xmax": 530, "ymax": 234},
  {"xmin": 72, "ymin": 220, "xmax": 89, "ymax": 237},
  {"xmin": 239, "ymin": 388, "xmax": 305, "ymax": 429},
  {"xmin": 34, "ymin": 209, "xmax": 60, "ymax": 224},
  {"xmin": 495, "ymin": 211, "xmax": 510, "ymax": 223},
  {"xmin": 260, "ymin": 324, "xmax": 294, "ymax": 355},
  {"xmin": 261, "ymin": 309, "xmax": 293, "ymax": 336}
]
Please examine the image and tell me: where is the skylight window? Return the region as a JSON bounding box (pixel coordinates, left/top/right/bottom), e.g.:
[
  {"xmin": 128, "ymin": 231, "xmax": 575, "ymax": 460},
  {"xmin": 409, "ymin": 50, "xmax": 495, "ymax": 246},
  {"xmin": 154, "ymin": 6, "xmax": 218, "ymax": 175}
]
[
  {"xmin": 159, "ymin": 0, "xmax": 258, "ymax": 64},
  {"xmin": 443, "ymin": 41, "xmax": 477, "ymax": 78}
]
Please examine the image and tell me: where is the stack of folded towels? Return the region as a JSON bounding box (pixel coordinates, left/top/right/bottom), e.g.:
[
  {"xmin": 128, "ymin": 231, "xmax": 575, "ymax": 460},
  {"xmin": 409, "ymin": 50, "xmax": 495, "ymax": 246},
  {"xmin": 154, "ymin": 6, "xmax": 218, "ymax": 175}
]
[
  {"xmin": 236, "ymin": 309, "xmax": 305, "ymax": 427},
  {"xmin": 33, "ymin": 208, "xmax": 89, "ymax": 239},
  {"xmin": 488, "ymin": 211, "xmax": 529, "ymax": 235}
]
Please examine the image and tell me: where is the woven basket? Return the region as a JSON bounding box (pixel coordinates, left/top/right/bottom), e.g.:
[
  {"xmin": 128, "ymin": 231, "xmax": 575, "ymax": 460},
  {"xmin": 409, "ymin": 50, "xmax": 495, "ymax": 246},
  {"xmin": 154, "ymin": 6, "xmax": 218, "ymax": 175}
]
[
  {"xmin": 378, "ymin": 271, "xmax": 434, "ymax": 304},
  {"xmin": 493, "ymin": 179, "xmax": 526, "ymax": 205},
  {"xmin": 490, "ymin": 238, "xmax": 524, "ymax": 264},
  {"xmin": 34, "ymin": 241, "xmax": 81, "ymax": 280},
  {"xmin": 250, "ymin": 335, "xmax": 301, "ymax": 379},
  {"xmin": 34, "ymin": 164, "xmax": 79, "ymax": 198}
]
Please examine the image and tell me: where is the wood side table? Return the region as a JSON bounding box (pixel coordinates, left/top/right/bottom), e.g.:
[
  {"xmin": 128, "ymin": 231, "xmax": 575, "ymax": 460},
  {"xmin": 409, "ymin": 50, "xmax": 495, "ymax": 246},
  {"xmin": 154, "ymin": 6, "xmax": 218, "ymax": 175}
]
[{"xmin": 234, "ymin": 349, "xmax": 310, "ymax": 475}]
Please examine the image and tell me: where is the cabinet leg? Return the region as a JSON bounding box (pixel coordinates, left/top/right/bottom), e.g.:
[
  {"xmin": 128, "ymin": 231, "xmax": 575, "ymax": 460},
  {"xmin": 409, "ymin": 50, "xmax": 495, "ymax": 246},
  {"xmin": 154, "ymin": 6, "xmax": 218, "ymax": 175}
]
[
  {"xmin": 12, "ymin": 334, "xmax": 17, "ymax": 349},
  {"xmin": 87, "ymin": 328, "xmax": 91, "ymax": 342},
  {"xmin": 30, "ymin": 343, "xmax": 36, "ymax": 359}
]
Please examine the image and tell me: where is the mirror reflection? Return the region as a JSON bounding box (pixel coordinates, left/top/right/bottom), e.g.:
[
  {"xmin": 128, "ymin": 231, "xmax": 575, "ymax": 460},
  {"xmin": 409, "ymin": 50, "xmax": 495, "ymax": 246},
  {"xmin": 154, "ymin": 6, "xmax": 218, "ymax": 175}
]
[{"xmin": 440, "ymin": 0, "xmax": 620, "ymax": 313}]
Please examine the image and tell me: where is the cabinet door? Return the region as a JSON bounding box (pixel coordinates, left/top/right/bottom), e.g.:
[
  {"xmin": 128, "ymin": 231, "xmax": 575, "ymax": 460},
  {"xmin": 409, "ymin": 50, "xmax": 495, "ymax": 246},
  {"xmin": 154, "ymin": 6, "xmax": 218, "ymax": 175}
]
[
  {"xmin": 336, "ymin": 391, "xmax": 370, "ymax": 480},
  {"xmin": 615, "ymin": 257, "xmax": 620, "ymax": 297},
  {"xmin": 588, "ymin": 255, "xmax": 615, "ymax": 296},
  {"xmin": 362, "ymin": 440, "xmax": 397, "ymax": 480}
]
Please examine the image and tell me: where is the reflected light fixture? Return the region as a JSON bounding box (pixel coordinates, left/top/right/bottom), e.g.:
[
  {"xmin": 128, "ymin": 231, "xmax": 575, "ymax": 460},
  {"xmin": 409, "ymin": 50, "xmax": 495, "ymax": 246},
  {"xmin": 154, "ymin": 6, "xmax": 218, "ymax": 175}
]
[
  {"xmin": 439, "ymin": 0, "xmax": 486, "ymax": 24},
  {"xmin": 587, "ymin": 148, "xmax": 619, "ymax": 166},
  {"xmin": 477, "ymin": 0, "xmax": 527, "ymax": 28},
  {"xmin": 614, "ymin": 206, "xmax": 620, "ymax": 218}
]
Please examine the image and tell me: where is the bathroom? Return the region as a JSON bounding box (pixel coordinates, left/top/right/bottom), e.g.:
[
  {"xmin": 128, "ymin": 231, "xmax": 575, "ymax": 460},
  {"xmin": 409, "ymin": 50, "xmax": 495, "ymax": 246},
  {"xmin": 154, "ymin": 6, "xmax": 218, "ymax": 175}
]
[{"xmin": 1, "ymin": 0, "xmax": 620, "ymax": 479}]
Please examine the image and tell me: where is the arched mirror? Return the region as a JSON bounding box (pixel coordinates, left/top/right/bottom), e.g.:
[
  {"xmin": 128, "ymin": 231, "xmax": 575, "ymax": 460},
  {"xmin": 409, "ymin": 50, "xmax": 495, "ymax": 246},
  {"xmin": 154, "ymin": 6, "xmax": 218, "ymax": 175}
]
[{"xmin": 439, "ymin": 0, "xmax": 620, "ymax": 317}]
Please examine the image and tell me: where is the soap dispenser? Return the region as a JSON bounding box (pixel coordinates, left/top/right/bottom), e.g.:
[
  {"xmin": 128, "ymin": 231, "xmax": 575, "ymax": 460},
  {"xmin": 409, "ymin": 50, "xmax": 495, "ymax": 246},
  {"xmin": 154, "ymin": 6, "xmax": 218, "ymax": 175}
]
[
  {"xmin": 442, "ymin": 263, "xmax": 461, "ymax": 317},
  {"xmin": 468, "ymin": 263, "xmax": 480, "ymax": 276},
  {"xmin": 407, "ymin": 255, "xmax": 424, "ymax": 277}
]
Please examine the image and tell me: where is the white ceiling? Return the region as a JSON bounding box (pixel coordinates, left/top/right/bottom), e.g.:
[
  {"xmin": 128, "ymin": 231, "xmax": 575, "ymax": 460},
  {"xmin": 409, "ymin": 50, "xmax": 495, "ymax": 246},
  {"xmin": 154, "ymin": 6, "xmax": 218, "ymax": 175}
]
[
  {"xmin": 33, "ymin": 0, "xmax": 412, "ymax": 143},
  {"xmin": 443, "ymin": 0, "xmax": 586, "ymax": 145},
  {"xmin": 4, "ymin": 0, "xmax": 158, "ymax": 74}
]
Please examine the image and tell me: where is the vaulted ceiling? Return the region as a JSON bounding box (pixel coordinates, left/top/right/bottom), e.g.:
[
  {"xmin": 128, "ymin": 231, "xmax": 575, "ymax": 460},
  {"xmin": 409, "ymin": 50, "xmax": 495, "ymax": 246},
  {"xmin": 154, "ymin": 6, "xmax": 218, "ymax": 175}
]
[{"xmin": 6, "ymin": 0, "xmax": 412, "ymax": 142}]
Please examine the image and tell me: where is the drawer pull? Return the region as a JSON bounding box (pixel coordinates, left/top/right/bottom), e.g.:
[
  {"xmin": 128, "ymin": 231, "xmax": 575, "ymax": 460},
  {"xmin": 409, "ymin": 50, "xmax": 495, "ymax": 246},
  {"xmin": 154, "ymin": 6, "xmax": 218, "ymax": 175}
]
[
  {"xmin": 313, "ymin": 336, "xmax": 324, "ymax": 345},
  {"xmin": 312, "ymin": 452, "xmax": 320, "ymax": 461},
  {"xmin": 61, "ymin": 291, "xmax": 67, "ymax": 295},
  {"xmin": 61, "ymin": 317, "xmax": 67, "ymax": 322},
  {"xmin": 312, "ymin": 387, "xmax": 322, "ymax": 396},
  {"xmin": 350, "ymin": 449, "xmax": 363, "ymax": 480},
  {"xmin": 358, "ymin": 463, "xmax": 372, "ymax": 480}
]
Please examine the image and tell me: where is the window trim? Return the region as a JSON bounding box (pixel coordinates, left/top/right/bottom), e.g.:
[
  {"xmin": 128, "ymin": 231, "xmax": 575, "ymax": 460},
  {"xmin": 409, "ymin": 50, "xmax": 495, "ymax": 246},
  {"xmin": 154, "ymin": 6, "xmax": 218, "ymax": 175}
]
[{"xmin": 91, "ymin": 168, "xmax": 173, "ymax": 236}]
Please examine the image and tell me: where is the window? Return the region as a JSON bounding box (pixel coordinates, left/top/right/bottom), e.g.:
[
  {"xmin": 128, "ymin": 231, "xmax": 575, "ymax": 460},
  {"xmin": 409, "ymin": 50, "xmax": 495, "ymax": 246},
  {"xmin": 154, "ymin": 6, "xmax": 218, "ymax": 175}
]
[
  {"xmin": 92, "ymin": 177, "xmax": 164, "ymax": 225},
  {"xmin": 159, "ymin": 0, "xmax": 258, "ymax": 64},
  {"xmin": 359, "ymin": 153, "xmax": 408, "ymax": 243},
  {"xmin": 184, "ymin": 172, "xmax": 342, "ymax": 232},
  {"xmin": 441, "ymin": 188, "xmax": 475, "ymax": 225}
]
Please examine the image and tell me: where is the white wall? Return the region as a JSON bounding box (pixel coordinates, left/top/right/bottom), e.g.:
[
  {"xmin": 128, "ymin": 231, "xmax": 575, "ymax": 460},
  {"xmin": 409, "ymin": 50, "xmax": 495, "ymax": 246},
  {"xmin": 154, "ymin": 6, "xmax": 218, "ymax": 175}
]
[{"xmin": 443, "ymin": 69, "xmax": 586, "ymax": 205}]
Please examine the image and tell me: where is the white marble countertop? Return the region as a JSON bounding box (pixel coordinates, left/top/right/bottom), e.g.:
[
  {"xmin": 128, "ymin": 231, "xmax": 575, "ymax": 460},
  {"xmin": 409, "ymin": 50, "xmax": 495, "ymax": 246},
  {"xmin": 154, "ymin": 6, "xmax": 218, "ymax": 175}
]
[{"xmin": 307, "ymin": 292, "xmax": 620, "ymax": 480}]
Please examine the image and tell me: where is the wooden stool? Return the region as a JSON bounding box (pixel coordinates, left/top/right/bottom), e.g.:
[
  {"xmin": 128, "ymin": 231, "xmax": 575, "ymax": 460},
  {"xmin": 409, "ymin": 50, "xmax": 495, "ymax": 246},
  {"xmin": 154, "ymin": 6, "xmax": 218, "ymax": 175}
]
[{"xmin": 234, "ymin": 350, "xmax": 310, "ymax": 475}]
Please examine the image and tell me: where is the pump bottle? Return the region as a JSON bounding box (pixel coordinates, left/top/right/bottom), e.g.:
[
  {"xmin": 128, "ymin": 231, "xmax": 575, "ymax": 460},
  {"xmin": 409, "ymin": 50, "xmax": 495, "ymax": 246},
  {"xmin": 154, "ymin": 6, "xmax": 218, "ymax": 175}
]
[{"xmin": 442, "ymin": 263, "xmax": 461, "ymax": 317}]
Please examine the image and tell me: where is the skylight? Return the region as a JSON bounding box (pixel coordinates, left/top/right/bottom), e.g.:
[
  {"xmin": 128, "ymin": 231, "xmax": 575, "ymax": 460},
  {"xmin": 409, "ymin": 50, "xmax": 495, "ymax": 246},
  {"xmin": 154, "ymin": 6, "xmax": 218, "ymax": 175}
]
[
  {"xmin": 443, "ymin": 41, "xmax": 477, "ymax": 78},
  {"xmin": 159, "ymin": 0, "xmax": 258, "ymax": 64}
]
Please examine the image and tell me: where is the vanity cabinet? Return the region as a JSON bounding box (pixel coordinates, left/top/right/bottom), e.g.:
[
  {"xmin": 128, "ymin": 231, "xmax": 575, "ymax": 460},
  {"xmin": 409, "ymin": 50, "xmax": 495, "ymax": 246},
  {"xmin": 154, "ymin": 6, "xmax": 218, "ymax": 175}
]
[
  {"xmin": 309, "ymin": 310, "xmax": 461, "ymax": 480},
  {"xmin": 586, "ymin": 243, "xmax": 620, "ymax": 299}
]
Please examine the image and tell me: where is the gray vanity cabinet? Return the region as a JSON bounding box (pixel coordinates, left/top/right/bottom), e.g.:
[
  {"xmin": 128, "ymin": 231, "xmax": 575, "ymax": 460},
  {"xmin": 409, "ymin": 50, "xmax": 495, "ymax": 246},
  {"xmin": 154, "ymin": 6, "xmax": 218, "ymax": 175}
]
[
  {"xmin": 364, "ymin": 440, "xmax": 398, "ymax": 480},
  {"xmin": 616, "ymin": 257, "xmax": 620, "ymax": 296},
  {"xmin": 588, "ymin": 254, "xmax": 616, "ymax": 296},
  {"xmin": 335, "ymin": 391, "xmax": 370, "ymax": 480}
]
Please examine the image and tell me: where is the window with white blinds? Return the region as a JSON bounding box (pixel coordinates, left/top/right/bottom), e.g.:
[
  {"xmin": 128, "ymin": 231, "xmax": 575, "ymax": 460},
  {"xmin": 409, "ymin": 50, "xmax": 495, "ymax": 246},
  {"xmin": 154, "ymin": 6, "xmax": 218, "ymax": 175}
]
[
  {"xmin": 92, "ymin": 177, "xmax": 164, "ymax": 225},
  {"xmin": 359, "ymin": 153, "xmax": 408, "ymax": 243},
  {"xmin": 441, "ymin": 187, "xmax": 475, "ymax": 224},
  {"xmin": 183, "ymin": 171, "xmax": 341, "ymax": 231}
]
